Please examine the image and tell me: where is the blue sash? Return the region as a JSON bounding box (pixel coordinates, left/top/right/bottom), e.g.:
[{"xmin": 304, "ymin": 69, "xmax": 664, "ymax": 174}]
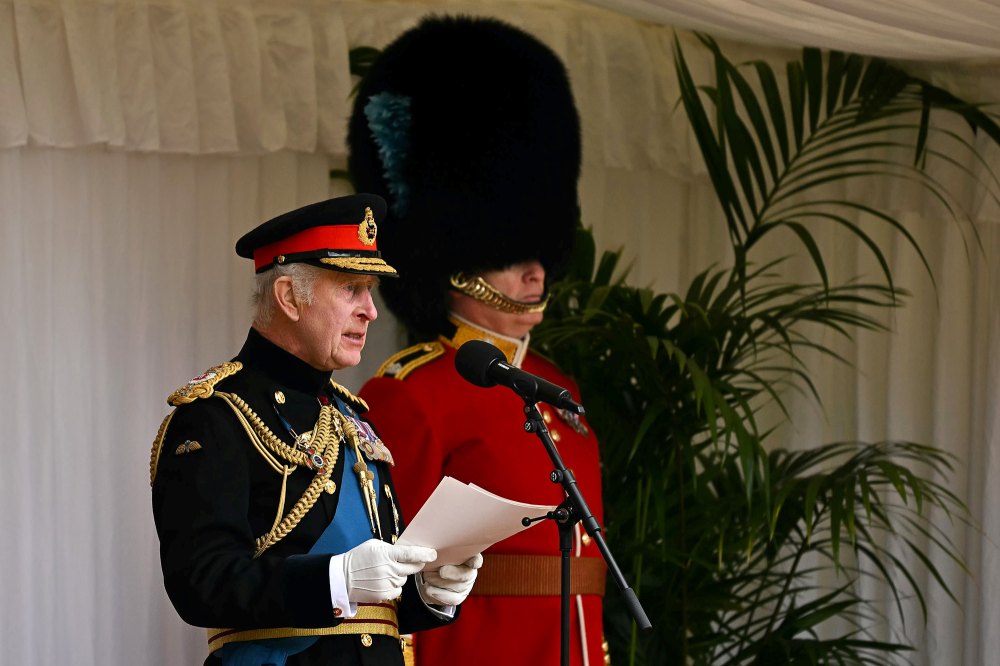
[{"xmin": 219, "ymin": 412, "xmax": 380, "ymax": 666}]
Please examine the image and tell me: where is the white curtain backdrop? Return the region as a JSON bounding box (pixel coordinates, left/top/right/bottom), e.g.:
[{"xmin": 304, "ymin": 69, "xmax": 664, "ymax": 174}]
[
  {"xmin": 580, "ymin": 0, "xmax": 1000, "ymax": 59},
  {"xmin": 0, "ymin": 1, "xmax": 998, "ymax": 664},
  {"xmin": 0, "ymin": 147, "xmax": 335, "ymax": 665}
]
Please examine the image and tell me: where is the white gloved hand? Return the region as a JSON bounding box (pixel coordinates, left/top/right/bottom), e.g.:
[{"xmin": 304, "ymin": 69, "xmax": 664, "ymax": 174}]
[
  {"xmin": 336, "ymin": 539, "xmax": 437, "ymax": 603},
  {"xmin": 417, "ymin": 553, "xmax": 483, "ymax": 606}
]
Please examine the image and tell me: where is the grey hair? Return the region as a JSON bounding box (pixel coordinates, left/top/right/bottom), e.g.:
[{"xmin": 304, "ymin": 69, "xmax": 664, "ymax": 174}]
[{"xmin": 252, "ymin": 263, "xmax": 323, "ymax": 327}]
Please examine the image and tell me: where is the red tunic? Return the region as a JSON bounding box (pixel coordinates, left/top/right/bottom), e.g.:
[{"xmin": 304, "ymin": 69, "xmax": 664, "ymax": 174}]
[{"xmin": 360, "ymin": 321, "xmax": 606, "ymax": 666}]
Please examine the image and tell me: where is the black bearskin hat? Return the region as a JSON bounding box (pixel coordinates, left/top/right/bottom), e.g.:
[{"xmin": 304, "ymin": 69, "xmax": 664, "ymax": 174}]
[{"xmin": 347, "ymin": 15, "xmax": 582, "ymax": 340}]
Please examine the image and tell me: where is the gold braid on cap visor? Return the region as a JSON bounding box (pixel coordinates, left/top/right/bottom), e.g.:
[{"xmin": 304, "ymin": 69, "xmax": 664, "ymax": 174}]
[{"xmin": 449, "ymin": 272, "xmax": 549, "ymax": 315}]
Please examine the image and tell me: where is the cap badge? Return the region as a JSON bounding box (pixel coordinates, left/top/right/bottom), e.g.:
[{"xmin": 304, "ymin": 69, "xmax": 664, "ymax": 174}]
[{"xmin": 358, "ymin": 207, "xmax": 378, "ymax": 246}]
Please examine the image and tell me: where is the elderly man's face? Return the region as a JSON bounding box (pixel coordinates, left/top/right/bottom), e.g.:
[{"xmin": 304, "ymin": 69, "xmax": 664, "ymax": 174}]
[{"xmin": 295, "ymin": 271, "xmax": 379, "ymax": 371}]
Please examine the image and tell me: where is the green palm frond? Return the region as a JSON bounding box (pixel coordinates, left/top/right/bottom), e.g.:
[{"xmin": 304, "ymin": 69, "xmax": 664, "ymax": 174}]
[
  {"xmin": 674, "ymin": 34, "xmax": 1000, "ymax": 293},
  {"xmin": 533, "ymin": 34, "xmax": 995, "ymax": 663},
  {"xmin": 538, "ymin": 240, "xmax": 970, "ymax": 663},
  {"xmin": 339, "ymin": 29, "xmax": 994, "ymax": 666}
]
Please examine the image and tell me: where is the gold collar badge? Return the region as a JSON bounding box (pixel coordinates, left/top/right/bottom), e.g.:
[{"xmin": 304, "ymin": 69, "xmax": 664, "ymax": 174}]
[{"xmin": 358, "ymin": 207, "xmax": 377, "ymax": 246}]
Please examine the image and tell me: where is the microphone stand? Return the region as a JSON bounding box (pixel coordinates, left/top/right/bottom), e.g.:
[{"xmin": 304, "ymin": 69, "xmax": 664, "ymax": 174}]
[{"xmin": 519, "ymin": 399, "xmax": 651, "ymax": 666}]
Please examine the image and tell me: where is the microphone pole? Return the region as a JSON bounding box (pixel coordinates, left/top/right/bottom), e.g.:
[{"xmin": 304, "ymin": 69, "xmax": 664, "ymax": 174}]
[{"xmin": 519, "ymin": 397, "xmax": 652, "ymax": 666}]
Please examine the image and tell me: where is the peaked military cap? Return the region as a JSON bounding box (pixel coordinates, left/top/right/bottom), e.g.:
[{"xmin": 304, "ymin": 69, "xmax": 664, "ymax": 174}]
[
  {"xmin": 235, "ymin": 193, "xmax": 398, "ymax": 276},
  {"xmin": 347, "ymin": 16, "xmax": 581, "ymax": 339}
]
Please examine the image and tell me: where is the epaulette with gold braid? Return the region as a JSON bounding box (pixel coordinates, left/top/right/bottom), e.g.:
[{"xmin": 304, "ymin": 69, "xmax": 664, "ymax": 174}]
[
  {"xmin": 374, "ymin": 342, "xmax": 445, "ymax": 381},
  {"xmin": 149, "ymin": 411, "xmax": 175, "ymax": 487},
  {"xmin": 167, "ymin": 361, "xmax": 243, "ymax": 406},
  {"xmin": 330, "ymin": 380, "xmax": 369, "ymax": 413}
]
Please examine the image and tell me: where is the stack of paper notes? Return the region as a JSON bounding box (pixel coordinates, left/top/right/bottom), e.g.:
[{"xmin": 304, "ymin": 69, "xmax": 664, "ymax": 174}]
[{"xmin": 397, "ymin": 476, "xmax": 557, "ymax": 569}]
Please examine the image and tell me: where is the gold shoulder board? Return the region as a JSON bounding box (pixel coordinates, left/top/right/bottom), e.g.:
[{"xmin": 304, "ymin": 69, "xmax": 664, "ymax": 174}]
[
  {"xmin": 330, "ymin": 381, "xmax": 370, "ymax": 413},
  {"xmin": 374, "ymin": 342, "xmax": 445, "ymax": 381},
  {"xmin": 167, "ymin": 361, "xmax": 243, "ymax": 406}
]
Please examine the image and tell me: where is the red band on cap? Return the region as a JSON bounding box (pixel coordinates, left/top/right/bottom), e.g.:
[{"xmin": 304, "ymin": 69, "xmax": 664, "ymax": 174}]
[{"xmin": 253, "ymin": 225, "xmax": 376, "ymax": 271}]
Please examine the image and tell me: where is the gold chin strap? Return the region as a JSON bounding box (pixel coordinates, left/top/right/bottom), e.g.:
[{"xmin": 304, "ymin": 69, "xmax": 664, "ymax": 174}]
[{"xmin": 449, "ymin": 272, "xmax": 549, "ymax": 315}]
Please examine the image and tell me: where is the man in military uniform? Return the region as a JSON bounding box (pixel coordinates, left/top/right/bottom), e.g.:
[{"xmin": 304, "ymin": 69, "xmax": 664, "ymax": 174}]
[
  {"xmin": 150, "ymin": 194, "xmax": 481, "ymax": 666},
  {"xmin": 349, "ymin": 17, "xmax": 608, "ymax": 666}
]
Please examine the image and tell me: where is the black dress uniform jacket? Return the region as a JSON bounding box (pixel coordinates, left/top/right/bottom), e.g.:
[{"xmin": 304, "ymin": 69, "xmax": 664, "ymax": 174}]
[{"xmin": 151, "ymin": 329, "xmax": 450, "ymax": 665}]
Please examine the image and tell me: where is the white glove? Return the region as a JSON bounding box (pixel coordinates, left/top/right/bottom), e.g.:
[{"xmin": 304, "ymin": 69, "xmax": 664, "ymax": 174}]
[
  {"xmin": 335, "ymin": 539, "xmax": 437, "ymax": 603},
  {"xmin": 417, "ymin": 553, "xmax": 483, "ymax": 606}
]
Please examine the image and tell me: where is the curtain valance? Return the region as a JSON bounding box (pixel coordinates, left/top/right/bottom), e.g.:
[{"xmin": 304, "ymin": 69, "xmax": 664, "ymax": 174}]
[
  {"xmin": 0, "ymin": 0, "xmax": 703, "ymax": 170},
  {"xmin": 0, "ymin": 0, "xmax": 353, "ymax": 153},
  {"xmin": 3, "ymin": 0, "xmax": 999, "ymax": 166},
  {"xmin": 581, "ymin": 0, "xmax": 1000, "ymax": 60}
]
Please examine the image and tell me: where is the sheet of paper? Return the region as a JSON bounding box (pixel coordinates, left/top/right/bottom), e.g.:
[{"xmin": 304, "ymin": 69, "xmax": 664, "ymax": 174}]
[{"xmin": 397, "ymin": 476, "xmax": 557, "ymax": 569}]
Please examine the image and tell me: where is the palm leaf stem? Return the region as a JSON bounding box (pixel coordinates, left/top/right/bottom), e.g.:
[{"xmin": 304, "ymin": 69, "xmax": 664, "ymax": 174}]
[
  {"xmin": 743, "ymin": 530, "xmax": 812, "ymax": 659},
  {"xmin": 764, "ymin": 199, "xmax": 934, "ymax": 289},
  {"xmin": 673, "ymin": 38, "xmax": 750, "ymax": 241}
]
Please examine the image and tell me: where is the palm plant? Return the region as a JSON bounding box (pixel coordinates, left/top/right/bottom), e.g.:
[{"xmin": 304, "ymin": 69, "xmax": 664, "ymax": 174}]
[{"xmin": 533, "ymin": 35, "xmax": 999, "ymax": 665}]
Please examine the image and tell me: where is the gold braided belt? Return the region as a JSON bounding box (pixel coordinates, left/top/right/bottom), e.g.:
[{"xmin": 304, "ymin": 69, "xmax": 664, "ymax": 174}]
[
  {"xmin": 471, "ymin": 554, "xmax": 606, "ymax": 597},
  {"xmin": 207, "ymin": 601, "xmax": 399, "ymax": 652}
]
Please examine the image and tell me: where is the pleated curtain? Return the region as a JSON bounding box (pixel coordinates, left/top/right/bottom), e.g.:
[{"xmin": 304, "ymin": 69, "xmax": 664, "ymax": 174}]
[{"xmin": 1, "ymin": 1, "xmax": 998, "ymax": 664}]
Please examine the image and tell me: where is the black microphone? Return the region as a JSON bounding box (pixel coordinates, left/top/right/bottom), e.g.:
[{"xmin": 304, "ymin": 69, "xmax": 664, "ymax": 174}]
[{"xmin": 455, "ymin": 340, "xmax": 585, "ymax": 415}]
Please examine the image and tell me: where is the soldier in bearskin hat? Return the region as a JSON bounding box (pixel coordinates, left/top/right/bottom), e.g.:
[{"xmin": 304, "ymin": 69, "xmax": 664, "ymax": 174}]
[
  {"xmin": 351, "ymin": 16, "xmax": 608, "ymax": 666},
  {"xmin": 150, "ymin": 194, "xmax": 482, "ymax": 666}
]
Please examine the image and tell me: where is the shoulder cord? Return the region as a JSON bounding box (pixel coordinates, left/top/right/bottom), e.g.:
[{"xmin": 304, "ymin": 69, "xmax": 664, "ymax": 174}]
[
  {"xmin": 215, "ymin": 392, "xmax": 347, "ymax": 557},
  {"xmin": 215, "ymin": 394, "xmax": 287, "ymax": 473},
  {"xmin": 150, "ymin": 393, "xmax": 374, "ymax": 558},
  {"xmin": 213, "ymin": 394, "xmax": 293, "ymax": 536}
]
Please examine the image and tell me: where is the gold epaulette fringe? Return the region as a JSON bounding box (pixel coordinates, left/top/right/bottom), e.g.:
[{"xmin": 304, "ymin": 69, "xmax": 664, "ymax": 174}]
[
  {"xmin": 330, "ymin": 380, "xmax": 369, "ymax": 412},
  {"xmin": 167, "ymin": 361, "xmax": 243, "ymax": 406},
  {"xmin": 149, "ymin": 411, "xmax": 176, "ymax": 487},
  {"xmin": 152, "ymin": 362, "xmax": 243, "ymax": 486},
  {"xmin": 374, "ymin": 342, "xmax": 445, "ymax": 380}
]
